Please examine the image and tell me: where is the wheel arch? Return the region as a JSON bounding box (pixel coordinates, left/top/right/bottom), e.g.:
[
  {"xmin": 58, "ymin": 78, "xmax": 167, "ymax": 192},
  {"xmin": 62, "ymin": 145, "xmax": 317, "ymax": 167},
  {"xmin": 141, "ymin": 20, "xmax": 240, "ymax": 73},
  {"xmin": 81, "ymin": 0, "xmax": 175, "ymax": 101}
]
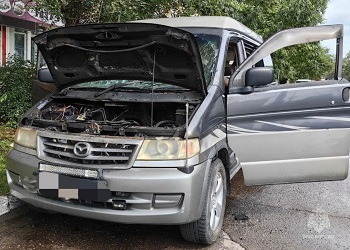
[
  {"xmin": 207, "ymin": 143, "xmax": 231, "ymax": 195},
  {"xmin": 217, "ymin": 147, "xmax": 231, "ymax": 195}
]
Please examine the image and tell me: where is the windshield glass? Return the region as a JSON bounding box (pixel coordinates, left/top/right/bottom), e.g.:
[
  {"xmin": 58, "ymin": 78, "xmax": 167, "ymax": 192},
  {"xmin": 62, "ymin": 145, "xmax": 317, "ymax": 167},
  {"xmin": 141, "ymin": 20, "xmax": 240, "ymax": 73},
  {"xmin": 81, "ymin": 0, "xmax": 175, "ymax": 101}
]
[
  {"xmin": 75, "ymin": 80, "xmax": 189, "ymax": 91},
  {"xmin": 195, "ymin": 34, "xmax": 220, "ymax": 85},
  {"xmin": 74, "ymin": 34, "xmax": 220, "ymax": 90}
]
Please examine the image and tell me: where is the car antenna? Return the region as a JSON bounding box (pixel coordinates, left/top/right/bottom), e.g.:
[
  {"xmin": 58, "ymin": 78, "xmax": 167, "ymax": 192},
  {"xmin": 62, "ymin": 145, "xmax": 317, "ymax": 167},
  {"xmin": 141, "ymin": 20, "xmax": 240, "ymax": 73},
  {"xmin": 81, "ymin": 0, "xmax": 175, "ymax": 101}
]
[
  {"xmin": 185, "ymin": 103, "xmax": 189, "ymax": 167},
  {"xmin": 151, "ymin": 50, "xmax": 157, "ymax": 127}
]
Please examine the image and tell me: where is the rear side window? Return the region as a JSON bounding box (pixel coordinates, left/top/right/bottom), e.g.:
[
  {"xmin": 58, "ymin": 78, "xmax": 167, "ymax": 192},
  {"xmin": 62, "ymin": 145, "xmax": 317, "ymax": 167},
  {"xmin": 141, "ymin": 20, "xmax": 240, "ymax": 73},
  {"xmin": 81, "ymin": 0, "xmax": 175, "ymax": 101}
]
[{"xmin": 243, "ymin": 40, "xmax": 258, "ymax": 58}]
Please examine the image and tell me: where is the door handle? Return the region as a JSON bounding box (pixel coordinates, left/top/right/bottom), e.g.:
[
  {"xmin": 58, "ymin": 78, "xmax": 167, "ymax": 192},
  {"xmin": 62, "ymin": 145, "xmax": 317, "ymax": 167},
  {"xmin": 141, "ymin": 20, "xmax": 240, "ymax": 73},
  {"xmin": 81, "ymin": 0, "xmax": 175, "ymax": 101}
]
[{"xmin": 342, "ymin": 87, "xmax": 350, "ymax": 102}]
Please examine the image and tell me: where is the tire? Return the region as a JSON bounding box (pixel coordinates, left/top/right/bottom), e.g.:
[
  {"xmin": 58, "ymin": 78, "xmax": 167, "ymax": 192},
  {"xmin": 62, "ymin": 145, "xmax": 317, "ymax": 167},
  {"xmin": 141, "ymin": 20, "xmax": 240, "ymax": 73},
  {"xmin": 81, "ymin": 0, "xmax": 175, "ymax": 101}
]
[{"xmin": 180, "ymin": 158, "xmax": 227, "ymax": 244}]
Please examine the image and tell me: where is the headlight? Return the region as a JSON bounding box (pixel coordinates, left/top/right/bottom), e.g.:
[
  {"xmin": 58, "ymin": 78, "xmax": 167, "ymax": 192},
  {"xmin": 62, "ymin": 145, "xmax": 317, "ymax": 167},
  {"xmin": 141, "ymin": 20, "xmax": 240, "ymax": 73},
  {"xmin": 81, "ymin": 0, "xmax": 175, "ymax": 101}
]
[
  {"xmin": 136, "ymin": 138, "xmax": 200, "ymax": 160},
  {"xmin": 14, "ymin": 127, "xmax": 38, "ymax": 149}
]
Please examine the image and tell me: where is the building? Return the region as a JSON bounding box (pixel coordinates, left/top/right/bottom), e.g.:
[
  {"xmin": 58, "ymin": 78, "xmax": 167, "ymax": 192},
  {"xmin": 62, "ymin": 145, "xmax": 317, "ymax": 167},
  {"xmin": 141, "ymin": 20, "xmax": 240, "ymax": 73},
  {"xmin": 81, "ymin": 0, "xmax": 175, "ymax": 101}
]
[{"xmin": 0, "ymin": 0, "xmax": 61, "ymax": 65}]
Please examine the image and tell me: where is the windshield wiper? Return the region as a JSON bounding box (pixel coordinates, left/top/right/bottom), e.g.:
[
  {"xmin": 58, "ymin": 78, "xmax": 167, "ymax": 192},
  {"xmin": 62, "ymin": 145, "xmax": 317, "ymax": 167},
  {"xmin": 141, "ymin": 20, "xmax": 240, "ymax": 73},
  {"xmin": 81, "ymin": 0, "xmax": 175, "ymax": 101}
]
[
  {"xmin": 58, "ymin": 86, "xmax": 104, "ymax": 96},
  {"xmin": 59, "ymin": 87, "xmax": 71, "ymax": 96},
  {"xmin": 93, "ymin": 83, "xmax": 135, "ymax": 97}
]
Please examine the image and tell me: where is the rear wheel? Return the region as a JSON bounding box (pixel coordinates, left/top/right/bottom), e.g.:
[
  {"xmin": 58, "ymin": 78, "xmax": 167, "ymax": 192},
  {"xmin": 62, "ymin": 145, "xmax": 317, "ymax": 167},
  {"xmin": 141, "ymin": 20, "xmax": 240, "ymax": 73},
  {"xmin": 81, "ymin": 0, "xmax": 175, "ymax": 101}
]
[{"xmin": 180, "ymin": 158, "xmax": 227, "ymax": 244}]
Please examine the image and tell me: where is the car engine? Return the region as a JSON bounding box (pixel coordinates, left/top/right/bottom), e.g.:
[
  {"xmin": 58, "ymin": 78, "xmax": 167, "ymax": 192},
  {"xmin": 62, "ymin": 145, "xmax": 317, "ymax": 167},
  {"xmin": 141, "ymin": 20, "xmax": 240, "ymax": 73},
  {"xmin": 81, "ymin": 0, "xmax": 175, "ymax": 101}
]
[{"xmin": 24, "ymin": 100, "xmax": 197, "ymax": 137}]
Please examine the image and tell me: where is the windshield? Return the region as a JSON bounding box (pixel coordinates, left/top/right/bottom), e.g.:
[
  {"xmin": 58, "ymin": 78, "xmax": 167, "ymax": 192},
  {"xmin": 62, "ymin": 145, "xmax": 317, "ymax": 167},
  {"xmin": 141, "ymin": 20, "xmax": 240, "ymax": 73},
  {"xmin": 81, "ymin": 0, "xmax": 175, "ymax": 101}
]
[
  {"xmin": 74, "ymin": 34, "xmax": 220, "ymax": 90},
  {"xmin": 75, "ymin": 80, "xmax": 189, "ymax": 91},
  {"xmin": 195, "ymin": 34, "xmax": 220, "ymax": 85}
]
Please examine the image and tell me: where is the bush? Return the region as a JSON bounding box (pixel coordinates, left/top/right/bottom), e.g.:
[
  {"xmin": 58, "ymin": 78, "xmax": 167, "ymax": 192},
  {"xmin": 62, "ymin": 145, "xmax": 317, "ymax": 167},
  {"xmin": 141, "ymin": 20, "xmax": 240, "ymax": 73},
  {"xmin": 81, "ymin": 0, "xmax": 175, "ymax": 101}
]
[
  {"xmin": 0, "ymin": 55, "xmax": 35, "ymax": 127},
  {"xmin": 0, "ymin": 124, "xmax": 14, "ymax": 195}
]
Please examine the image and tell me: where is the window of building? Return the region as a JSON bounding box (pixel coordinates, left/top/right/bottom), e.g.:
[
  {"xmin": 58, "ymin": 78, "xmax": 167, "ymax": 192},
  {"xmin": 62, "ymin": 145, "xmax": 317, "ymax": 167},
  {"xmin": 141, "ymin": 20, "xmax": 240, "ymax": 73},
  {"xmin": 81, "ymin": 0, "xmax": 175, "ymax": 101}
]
[
  {"xmin": 14, "ymin": 28, "xmax": 26, "ymax": 59},
  {"xmin": 31, "ymin": 34, "xmax": 37, "ymax": 63}
]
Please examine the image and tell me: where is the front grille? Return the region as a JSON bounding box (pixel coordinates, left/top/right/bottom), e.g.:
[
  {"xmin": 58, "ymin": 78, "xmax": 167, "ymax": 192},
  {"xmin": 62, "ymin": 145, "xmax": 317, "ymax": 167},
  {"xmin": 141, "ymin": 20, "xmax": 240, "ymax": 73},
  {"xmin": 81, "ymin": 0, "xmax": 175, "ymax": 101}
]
[
  {"xmin": 42, "ymin": 140, "xmax": 133, "ymax": 164},
  {"xmin": 37, "ymin": 131, "xmax": 142, "ymax": 169}
]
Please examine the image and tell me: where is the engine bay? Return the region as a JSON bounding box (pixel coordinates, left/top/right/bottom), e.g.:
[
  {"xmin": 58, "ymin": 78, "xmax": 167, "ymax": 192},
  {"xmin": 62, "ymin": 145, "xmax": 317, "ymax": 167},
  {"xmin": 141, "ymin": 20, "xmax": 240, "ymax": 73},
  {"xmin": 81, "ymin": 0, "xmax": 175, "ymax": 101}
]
[{"xmin": 25, "ymin": 99, "xmax": 198, "ymax": 137}]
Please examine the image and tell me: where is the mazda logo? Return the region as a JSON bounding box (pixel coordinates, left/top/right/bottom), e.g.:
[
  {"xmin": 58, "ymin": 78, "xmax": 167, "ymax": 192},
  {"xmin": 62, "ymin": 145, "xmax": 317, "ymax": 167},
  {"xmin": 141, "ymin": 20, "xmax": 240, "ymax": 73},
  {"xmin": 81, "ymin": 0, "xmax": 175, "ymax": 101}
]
[{"xmin": 73, "ymin": 142, "xmax": 91, "ymax": 157}]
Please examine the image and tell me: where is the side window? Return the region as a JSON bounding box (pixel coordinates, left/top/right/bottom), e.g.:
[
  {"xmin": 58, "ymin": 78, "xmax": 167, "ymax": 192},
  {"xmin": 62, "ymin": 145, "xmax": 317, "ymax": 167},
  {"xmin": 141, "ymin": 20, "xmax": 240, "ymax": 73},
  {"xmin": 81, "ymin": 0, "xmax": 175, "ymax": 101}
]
[
  {"xmin": 256, "ymin": 55, "xmax": 274, "ymax": 67},
  {"xmin": 243, "ymin": 40, "xmax": 257, "ymax": 58},
  {"xmin": 243, "ymin": 40, "xmax": 271, "ymax": 68},
  {"xmin": 224, "ymin": 39, "xmax": 241, "ymax": 86}
]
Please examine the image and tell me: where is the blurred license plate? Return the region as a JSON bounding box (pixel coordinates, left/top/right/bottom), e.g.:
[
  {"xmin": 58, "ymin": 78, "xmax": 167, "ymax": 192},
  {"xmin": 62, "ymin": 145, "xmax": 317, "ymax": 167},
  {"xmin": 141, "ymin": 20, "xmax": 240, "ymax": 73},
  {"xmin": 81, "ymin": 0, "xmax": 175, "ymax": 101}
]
[{"xmin": 38, "ymin": 172, "xmax": 111, "ymax": 202}]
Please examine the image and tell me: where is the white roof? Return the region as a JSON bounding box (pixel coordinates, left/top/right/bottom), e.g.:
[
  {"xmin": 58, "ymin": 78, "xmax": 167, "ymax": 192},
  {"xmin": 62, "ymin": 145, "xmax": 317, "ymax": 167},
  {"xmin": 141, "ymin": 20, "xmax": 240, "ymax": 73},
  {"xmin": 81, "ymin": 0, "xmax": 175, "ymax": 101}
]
[{"xmin": 133, "ymin": 16, "xmax": 263, "ymax": 43}]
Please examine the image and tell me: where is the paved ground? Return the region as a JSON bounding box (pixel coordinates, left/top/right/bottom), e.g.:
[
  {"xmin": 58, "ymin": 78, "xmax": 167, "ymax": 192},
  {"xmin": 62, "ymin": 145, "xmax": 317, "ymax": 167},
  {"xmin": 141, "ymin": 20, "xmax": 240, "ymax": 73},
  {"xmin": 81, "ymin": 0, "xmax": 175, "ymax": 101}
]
[
  {"xmin": 224, "ymin": 171, "xmax": 350, "ymax": 249},
  {"xmin": 0, "ymin": 208, "xmax": 243, "ymax": 250},
  {"xmin": 0, "ymin": 170, "xmax": 349, "ymax": 249}
]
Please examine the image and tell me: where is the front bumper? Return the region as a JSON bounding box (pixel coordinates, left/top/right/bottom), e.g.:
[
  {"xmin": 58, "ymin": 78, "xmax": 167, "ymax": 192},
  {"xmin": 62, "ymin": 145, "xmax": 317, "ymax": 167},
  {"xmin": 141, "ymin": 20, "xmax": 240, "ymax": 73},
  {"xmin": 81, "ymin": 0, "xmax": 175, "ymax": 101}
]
[{"xmin": 6, "ymin": 148, "xmax": 210, "ymax": 225}]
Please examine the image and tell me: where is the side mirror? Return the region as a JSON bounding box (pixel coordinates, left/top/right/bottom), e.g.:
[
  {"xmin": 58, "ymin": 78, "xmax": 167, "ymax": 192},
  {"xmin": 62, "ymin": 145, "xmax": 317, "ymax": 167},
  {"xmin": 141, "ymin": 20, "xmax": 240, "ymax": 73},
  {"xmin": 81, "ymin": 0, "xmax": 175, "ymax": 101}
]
[
  {"xmin": 245, "ymin": 67, "xmax": 274, "ymax": 87},
  {"xmin": 229, "ymin": 67, "xmax": 274, "ymax": 94},
  {"xmin": 38, "ymin": 68, "xmax": 54, "ymax": 83}
]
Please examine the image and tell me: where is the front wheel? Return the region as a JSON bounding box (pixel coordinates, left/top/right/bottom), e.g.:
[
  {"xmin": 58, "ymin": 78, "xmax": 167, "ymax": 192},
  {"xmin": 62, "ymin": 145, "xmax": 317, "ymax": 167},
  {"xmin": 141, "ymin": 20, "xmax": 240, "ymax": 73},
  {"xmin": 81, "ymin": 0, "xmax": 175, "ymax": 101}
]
[{"xmin": 180, "ymin": 158, "xmax": 227, "ymax": 244}]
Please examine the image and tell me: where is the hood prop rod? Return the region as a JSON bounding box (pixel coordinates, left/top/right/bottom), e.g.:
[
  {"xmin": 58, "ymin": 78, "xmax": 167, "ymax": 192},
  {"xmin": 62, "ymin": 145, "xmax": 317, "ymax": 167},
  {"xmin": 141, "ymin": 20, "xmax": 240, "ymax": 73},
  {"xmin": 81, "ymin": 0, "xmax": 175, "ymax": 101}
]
[
  {"xmin": 185, "ymin": 103, "xmax": 189, "ymax": 168},
  {"xmin": 151, "ymin": 51, "xmax": 157, "ymax": 127}
]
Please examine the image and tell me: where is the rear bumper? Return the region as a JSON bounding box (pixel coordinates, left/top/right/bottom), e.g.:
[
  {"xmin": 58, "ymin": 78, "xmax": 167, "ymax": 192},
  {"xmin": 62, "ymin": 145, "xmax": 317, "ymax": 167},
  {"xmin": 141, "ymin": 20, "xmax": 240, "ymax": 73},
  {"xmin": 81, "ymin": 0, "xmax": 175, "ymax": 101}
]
[{"xmin": 7, "ymin": 148, "xmax": 211, "ymax": 225}]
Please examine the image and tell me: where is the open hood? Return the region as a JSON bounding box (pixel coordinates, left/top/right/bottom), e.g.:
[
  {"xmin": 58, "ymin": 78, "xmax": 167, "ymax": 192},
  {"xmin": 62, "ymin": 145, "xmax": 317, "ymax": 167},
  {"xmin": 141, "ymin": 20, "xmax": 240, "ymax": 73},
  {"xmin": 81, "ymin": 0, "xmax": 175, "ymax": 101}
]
[{"xmin": 33, "ymin": 23, "xmax": 207, "ymax": 94}]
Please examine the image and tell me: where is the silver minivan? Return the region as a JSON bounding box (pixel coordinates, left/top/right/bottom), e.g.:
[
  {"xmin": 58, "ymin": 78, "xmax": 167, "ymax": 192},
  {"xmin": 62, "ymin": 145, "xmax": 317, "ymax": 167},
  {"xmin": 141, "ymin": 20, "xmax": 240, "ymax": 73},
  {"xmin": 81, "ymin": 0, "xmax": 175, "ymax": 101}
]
[{"xmin": 6, "ymin": 17, "xmax": 349, "ymax": 244}]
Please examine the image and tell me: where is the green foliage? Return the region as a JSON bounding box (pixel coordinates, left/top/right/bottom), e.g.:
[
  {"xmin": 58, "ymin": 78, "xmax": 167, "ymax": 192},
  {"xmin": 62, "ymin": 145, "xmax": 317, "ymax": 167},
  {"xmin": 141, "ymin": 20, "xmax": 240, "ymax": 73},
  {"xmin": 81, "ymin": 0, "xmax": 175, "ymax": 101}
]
[
  {"xmin": 231, "ymin": 0, "xmax": 328, "ymax": 39},
  {"xmin": 230, "ymin": 0, "xmax": 332, "ymax": 82},
  {"xmin": 178, "ymin": 0, "xmax": 241, "ymax": 17},
  {"xmin": 100, "ymin": 0, "xmax": 168, "ymax": 22},
  {"xmin": 31, "ymin": 0, "xmax": 103, "ymax": 25},
  {"xmin": 32, "ymin": 0, "xmax": 334, "ymax": 82},
  {"xmin": 31, "ymin": 0, "xmax": 169, "ymax": 25},
  {"xmin": 273, "ymin": 43, "xmax": 334, "ymax": 82},
  {"xmin": 0, "ymin": 55, "xmax": 35, "ymax": 127},
  {"xmin": 342, "ymin": 51, "xmax": 350, "ymax": 80},
  {"xmin": 0, "ymin": 125, "xmax": 14, "ymax": 195}
]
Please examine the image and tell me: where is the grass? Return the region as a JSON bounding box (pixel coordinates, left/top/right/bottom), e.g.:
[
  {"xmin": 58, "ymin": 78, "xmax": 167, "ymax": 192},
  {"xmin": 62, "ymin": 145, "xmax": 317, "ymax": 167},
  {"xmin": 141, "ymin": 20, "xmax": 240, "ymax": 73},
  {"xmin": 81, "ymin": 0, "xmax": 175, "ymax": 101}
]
[{"xmin": 0, "ymin": 124, "xmax": 15, "ymax": 195}]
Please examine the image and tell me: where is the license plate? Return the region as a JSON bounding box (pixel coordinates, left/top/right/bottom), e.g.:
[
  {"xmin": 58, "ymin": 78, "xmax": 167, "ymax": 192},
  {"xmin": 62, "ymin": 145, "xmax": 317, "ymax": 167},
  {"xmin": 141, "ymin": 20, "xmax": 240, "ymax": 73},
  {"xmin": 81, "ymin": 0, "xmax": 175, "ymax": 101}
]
[{"xmin": 38, "ymin": 172, "xmax": 111, "ymax": 202}]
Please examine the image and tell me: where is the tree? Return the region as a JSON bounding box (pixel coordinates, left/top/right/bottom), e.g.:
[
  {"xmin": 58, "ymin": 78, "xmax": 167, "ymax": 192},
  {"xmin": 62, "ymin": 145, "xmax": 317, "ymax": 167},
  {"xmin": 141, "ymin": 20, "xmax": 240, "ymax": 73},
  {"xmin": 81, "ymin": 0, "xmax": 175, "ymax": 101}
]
[
  {"xmin": 31, "ymin": 0, "xmax": 169, "ymax": 26},
  {"xmin": 272, "ymin": 43, "xmax": 334, "ymax": 82},
  {"xmin": 343, "ymin": 51, "xmax": 350, "ymax": 80},
  {"xmin": 178, "ymin": 0, "xmax": 332, "ymax": 82},
  {"xmin": 31, "ymin": 0, "xmax": 334, "ymax": 81},
  {"xmin": 236, "ymin": 0, "xmax": 332, "ymax": 82},
  {"xmin": 31, "ymin": 0, "xmax": 104, "ymax": 26}
]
